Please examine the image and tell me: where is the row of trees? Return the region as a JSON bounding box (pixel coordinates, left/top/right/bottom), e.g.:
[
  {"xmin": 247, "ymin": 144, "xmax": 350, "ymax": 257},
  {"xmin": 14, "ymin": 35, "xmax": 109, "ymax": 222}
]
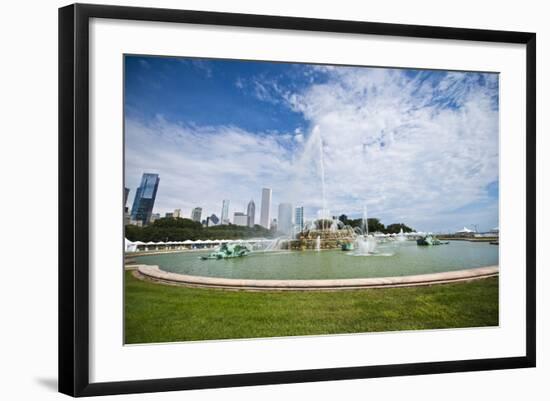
[
  {"xmin": 337, "ymin": 215, "xmax": 414, "ymax": 234},
  {"xmin": 126, "ymin": 216, "xmax": 414, "ymax": 242},
  {"xmin": 125, "ymin": 217, "xmax": 276, "ymax": 242}
]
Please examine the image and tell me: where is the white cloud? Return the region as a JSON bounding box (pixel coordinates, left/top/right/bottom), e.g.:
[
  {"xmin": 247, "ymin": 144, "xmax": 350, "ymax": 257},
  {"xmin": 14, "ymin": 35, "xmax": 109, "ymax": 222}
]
[
  {"xmin": 125, "ymin": 67, "xmax": 499, "ymax": 231},
  {"xmin": 284, "ymin": 67, "xmax": 498, "ymax": 231}
]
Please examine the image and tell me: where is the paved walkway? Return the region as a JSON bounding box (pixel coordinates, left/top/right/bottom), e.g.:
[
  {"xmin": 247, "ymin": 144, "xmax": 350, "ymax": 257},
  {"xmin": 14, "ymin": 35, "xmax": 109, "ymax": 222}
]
[{"xmin": 133, "ymin": 264, "xmax": 499, "ymax": 291}]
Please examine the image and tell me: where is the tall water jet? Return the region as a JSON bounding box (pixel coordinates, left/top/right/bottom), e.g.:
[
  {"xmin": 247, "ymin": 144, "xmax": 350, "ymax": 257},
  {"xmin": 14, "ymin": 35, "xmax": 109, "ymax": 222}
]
[
  {"xmin": 355, "ymin": 236, "xmax": 377, "ymax": 254},
  {"xmin": 397, "ymin": 227, "xmax": 406, "ymax": 242},
  {"xmin": 362, "ymin": 205, "xmax": 369, "ymax": 236},
  {"xmin": 353, "ymin": 204, "xmax": 377, "ymax": 255},
  {"xmin": 315, "ymin": 235, "xmax": 321, "ymax": 251},
  {"xmin": 315, "ymin": 126, "xmax": 329, "ymax": 231}
]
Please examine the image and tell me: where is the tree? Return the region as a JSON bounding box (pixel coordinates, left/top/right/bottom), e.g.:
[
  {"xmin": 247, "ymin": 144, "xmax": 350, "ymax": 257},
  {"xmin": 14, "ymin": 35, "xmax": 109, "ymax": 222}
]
[
  {"xmin": 385, "ymin": 223, "xmax": 414, "ymax": 234},
  {"xmin": 367, "ymin": 218, "xmax": 385, "ymax": 233},
  {"xmin": 338, "ymin": 214, "xmax": 349, "ymax": 225},
  {"xmin": 339, "ymin": 217, "xmax": 385, "ymax": 233},
  {"xmin": 152, "ymin": 217, "xmax": 201, "ymax": 229},
  {"xmin": 125, "ymin": 217, "xmax": 275, "ymax": 242}
]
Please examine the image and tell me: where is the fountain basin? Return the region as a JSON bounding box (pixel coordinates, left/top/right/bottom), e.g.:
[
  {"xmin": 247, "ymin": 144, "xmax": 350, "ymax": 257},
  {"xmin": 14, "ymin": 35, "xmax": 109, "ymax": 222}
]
[
  {"xmin": 132, "ymin": 241, "xmax": 498, "ymax": 281},
  {"xmin": 135, "ymin": 264, "xmax": 498, "ymax": 291}
]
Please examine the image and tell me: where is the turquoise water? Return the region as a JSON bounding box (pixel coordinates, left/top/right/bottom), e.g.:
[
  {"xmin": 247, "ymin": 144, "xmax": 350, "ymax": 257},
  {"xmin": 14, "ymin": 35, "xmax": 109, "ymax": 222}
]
[{"xmin": 133, "ymin": 240, "xmax": 498, "ymax": 280}]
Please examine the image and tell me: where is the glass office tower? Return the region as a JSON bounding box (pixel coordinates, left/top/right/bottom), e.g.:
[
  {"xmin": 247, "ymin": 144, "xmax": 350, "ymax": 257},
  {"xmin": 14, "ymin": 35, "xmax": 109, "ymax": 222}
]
[
  {"xmin": 130, "ymin": 173, "xmax": 160, "ymax": 225},
  {"xmin": 295, "ymin": 206, "xmax": 304, "ymax": 233}
]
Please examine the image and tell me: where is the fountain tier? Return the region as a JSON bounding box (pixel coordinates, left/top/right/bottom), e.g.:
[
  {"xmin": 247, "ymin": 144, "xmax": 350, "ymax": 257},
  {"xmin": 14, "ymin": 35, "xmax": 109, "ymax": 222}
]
[{"xmin": 283, "ymin": 226, "xmax": 357, "ymax": 250}]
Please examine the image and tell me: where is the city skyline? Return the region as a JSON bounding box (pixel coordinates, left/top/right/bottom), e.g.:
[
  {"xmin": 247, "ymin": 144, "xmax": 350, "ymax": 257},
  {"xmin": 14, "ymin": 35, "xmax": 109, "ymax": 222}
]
[
  {"xmin": 125, "ymin": 56, "xmax": 499, "ymax": 232},
  {"xmin": 128, "ymin": 179, "xmax": 293, "ymax": 229},
  {"xmin": 127, "ymin": 176, "xmax": 493, "ymax": 234}
]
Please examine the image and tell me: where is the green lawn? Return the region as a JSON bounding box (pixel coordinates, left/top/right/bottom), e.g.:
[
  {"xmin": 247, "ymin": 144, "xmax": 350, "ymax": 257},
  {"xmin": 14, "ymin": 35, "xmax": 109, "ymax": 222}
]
[{"xmin": 124, "ymin": 271, "xmax": 499, "ymax": 344}]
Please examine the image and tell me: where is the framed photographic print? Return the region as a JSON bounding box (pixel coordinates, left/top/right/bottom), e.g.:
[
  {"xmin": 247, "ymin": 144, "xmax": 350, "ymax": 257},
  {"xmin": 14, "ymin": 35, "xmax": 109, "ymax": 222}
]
[{"xmin": 58, "ymin": 3, "xmax": 536, "ymax": 397}]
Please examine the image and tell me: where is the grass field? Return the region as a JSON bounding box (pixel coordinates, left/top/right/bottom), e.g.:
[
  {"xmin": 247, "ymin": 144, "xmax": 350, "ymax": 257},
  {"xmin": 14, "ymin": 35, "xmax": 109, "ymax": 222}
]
[{"xmin": 124, "ymin": 271, "xmax": 499, "ymax": 344}]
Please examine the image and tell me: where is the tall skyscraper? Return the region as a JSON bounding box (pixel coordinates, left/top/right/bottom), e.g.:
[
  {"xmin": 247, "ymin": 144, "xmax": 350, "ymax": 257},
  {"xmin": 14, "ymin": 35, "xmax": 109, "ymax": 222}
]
[
  {"xmin": 278, "ymin": 203, "xmax": 293, "ymax": 236},
  {"xmin": 260, "ymin": 188, "xmax": 272, "ymax": 229},
  {"xmin": 233, "ymin": 212, "xmax": 248, "ymax": 226},
  {"xmin": 247, "ymin": 200, "xmax": 256, "ymax": 227},
  {"xmin": 295, "ymin": 206, "xmax": 304, "ymax": 233},
  {"xmin": 130, "ymin": 173, "xmax": 160, "ymax": 225},
  {"xmin": 191, "ymin": 207, "xmax": 202, "ymax": 222},
  {"xmin": 221, "ymin": 199, "xmax": 230, "ymax": 224}
]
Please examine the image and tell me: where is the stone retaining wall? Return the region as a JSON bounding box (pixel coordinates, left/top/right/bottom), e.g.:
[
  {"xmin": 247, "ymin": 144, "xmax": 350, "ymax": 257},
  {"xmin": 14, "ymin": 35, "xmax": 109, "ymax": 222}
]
[{"xmin": 134, "ymin": 264, "xmax": 499, "ymax": 291}]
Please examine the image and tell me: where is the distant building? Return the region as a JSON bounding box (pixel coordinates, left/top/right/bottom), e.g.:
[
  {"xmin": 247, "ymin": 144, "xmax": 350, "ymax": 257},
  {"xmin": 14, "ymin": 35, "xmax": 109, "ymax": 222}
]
[
  {"xmin": 278, "ymin": 203, "xmax": 293, "ymax": 236},
  {"xmin": 208, "ymin": 214, "xmax": 220, "ymax": 226},
  {"xmin": 129, "ymin": 219, "xmax": 143, "ymax": 227},
  {"xmin": 271, "ymin": 218, "xmax": 278, "ymax": 232},
  {"xmin": 295, "ymin": 206, "xmax": 304, "ymax": 233},
  {"xmin": 233, "ymin": 212, "xmax": 248, "ymax": 226},
  {"xmin": 124, "ymin": 187, "xmax": 131, "ymax": 224},
  {"xmin": 247, "ymin": 200, "xmax": 256, "ymax": 227},
  {"xmin": 221, "ymin": 200, "xmax": 230, "ymax": 224},
  {"xmin": 165, "ymin": 212, "xmax": 174, "ymax": 219},
  {"xmin": 173, "ymin": 208, "xmax": 182, "ymax": 218},
  {"xmin": 150, "ymin": 213, "xmax": 161, "ymax": 223},
  {"xmin": 191, "ymin": 207, "xmax": 202, "ymax": 222},
  {"xmin": 260, "ymin": 188, "xmax": 272, "ymax": 229},
  {"xmin": 130, "ymin": 173, "xmax": 160, "ymax": 225}
]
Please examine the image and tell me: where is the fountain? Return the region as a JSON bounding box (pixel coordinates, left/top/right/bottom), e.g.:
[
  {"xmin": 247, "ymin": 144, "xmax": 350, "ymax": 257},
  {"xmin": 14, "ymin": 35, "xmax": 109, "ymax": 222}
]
[
  {"xmin": 355, "ymin": 236, "xmax": 377, "ymax": 254},
  {"xmin": 264, "ymin": 237, "xmax": 286, "ymax": 251},
  {"xmin": 416, "ymin": 235, "xmax": 449, "ymax": 246},
  {"xmin": 351, "ymin": 205, "xmax": 378, "ymax": 255},
  {"xmin": 285, "ymin": 221, "xmax": 356, "ymax": 250},
  {"xmin": 200, "ymin": 243, "xmax": 251, "ymax": 260},
  {"xmin": 275, "ymin": 127, "xmax": 380, "ymax": 253},
  {"xmin": 225, "ymin": 125, "xmax": 381, "ymax": 254},
  {"xmin": 397, "ymin": 227, "xmax": 406, "ymax": 242}
]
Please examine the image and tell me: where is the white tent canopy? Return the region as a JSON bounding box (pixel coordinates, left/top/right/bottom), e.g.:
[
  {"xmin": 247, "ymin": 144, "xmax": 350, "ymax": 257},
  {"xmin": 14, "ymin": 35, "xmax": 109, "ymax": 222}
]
[
  {"xmin": 125, "ymin": 238, "xmax": 138, "ymax": 252},
  {"xmin": 125, "ymin": 237, "xmax": 277, "ymax": 252},
  {"xmin": 456, "ymin": 227, "xmax": 474, "ymax": 233}
]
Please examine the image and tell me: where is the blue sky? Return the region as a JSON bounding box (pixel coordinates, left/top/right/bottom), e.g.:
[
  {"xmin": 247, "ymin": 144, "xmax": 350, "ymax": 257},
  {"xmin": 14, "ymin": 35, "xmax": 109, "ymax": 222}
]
[{"xmin": 124, "ymin": 55, "xmax": 499, "ymax": 232}]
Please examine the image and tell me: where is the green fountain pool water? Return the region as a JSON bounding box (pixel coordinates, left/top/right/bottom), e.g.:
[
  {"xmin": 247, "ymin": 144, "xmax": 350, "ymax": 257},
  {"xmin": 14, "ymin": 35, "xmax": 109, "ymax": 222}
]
[{"xmin": 132, "ymin": 240, "xmax": 498, "ymax": 280}]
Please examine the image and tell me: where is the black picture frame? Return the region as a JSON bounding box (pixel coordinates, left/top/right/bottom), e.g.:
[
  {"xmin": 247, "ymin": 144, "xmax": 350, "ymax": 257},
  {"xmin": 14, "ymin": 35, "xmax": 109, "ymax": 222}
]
[{"xmin": 59, "ymin": 3, "xmax": 536, "ymax": 397}]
